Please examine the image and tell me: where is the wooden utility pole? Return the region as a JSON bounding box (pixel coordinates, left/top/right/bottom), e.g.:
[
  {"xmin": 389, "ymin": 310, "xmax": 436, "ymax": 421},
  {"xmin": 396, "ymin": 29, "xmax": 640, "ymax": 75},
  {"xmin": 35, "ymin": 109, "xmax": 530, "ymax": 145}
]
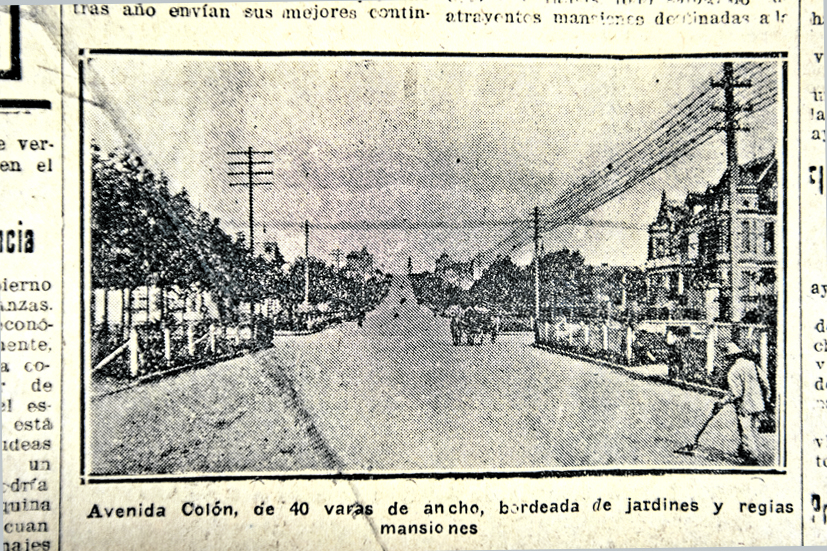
[
  {"xmin": 227, "ymin": 147, "xmax": 274, "ymax": 253},
  {"xmin": 533, "ymin": 206, "xmax": 541, "ymax": 336},
  {"xmin": 712, "ymin": 62, "xmax": 751, "ymax": 321},
  {"xmin": 330, "ymin": 248, "xmax": 342, "ymax": 269},
  {"xmin": 304, "ymin": 220, "xmax": 310, "ymax": 305}
]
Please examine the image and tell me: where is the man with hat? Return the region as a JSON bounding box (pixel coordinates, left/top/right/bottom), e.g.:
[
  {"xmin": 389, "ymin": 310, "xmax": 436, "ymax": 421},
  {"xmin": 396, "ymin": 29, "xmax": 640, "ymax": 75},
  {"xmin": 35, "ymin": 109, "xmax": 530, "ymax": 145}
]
[{"xmin": 713, "ymin": 342, "xmax": 766, "ymax": 465}]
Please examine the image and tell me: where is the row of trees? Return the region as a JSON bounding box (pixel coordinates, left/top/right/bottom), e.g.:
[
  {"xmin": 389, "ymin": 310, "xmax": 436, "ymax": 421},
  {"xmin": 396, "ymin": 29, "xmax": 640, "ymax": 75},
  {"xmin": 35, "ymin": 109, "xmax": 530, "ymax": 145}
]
[
  {"xmin": 413, "ymin": 247, "xmax": 778, "ymax": 328},
  {"xmin": 411, "ymin": 250, "xmax": 648, "ymax": 322},
  {"xmin": 273, "ymin": 256, "xmax": 390, "ymax": 329},
  {"xmin": 92, "ymin": 144, "xmax": 276, "ymax": 322},
  {"xmin": 92, "ymin": 145, "xmax": 389, "ymax": 330}
]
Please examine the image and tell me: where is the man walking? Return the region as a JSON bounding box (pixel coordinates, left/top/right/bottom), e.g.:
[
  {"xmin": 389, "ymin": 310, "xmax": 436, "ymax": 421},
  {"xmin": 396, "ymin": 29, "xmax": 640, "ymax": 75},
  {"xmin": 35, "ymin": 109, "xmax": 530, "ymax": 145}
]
[
  {"xmin": 450, "ymin": 312, "xmax": 460, "ymax": 346},
  {"xmin": 713, "ymin": 342, "xmax": 766, "ymax": 465}
]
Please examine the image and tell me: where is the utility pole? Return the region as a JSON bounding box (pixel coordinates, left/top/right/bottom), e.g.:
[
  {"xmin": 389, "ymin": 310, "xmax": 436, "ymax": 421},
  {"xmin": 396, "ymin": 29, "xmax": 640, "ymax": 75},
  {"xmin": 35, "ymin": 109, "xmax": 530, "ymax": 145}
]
[
  {"xmin": 533, "ymin": 206, "xmax": 540, "ymax": 338},
  {"xmin": 330, "ymin": 248, "xmax": 342, "ymax": 269},
  {"xmin": 304, "ymin": 220, "xmax": 310, "ymax": 305},
  {"xmin": 227, "ymin": 147, "xmax": 274, "ymax": 254},
  {"xmin": 712, "ymin": 62, "xmax": 751, "ymax": 322}
]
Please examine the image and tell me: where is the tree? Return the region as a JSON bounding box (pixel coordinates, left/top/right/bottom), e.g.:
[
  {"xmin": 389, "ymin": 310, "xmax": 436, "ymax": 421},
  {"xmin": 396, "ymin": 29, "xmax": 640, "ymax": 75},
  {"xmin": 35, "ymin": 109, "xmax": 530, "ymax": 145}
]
[
  {"xmin": 469, "ymin": 255, "xmax": 531, "ymax": 314},
  {"xmin": 264, "ymin": 242, "xmax": 286, "ymax": 268},
  {"xmin": 536, "ymin": 249, "xmax": 587, "ymax": 308},
  {"xmin": 91, "ymin": 144, "xmax": 288, "ymax": 325}
]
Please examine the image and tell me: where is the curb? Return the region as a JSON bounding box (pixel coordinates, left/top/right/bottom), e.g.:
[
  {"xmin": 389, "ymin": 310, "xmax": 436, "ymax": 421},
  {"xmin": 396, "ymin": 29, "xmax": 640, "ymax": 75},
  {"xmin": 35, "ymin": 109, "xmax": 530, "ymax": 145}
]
[
  {"xmin": 532, "ymin": 343, "xmax": 725, "ymax": 399},
  {"xmin": 90, "ymin": 345, "xmax": 272, "ymax": 401},
  {"xmin": 272, "ymin": 328, "xmax": 329, "ymax": 337}
]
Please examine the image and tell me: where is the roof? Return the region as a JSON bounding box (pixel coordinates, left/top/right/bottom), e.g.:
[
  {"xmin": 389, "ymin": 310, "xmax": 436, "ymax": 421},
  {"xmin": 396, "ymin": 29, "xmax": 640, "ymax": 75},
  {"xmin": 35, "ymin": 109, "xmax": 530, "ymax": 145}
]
[
  {"xmin": 710, "ymin": 151, "xmax": 777, "ymax": 195},
  {"xmin": 649, "ymin": 190, "xmax": 689, "ymax": 231},
  {"xmin": 647, "ymin": 152, "xmax": 778, "ymax": 234}
]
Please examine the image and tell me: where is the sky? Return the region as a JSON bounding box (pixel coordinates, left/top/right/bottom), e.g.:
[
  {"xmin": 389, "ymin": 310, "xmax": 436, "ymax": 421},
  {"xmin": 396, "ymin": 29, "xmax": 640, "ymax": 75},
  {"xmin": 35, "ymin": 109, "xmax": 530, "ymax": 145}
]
[{"xmin": 85, "ymin": 55, "xmax": 780, "ymax": 272}]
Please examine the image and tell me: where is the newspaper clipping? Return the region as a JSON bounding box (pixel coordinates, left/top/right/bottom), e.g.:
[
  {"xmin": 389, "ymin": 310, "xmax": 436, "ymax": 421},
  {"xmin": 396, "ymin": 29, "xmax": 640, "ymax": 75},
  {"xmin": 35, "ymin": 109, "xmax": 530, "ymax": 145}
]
[{"xmin": 0, "ymin": 0, "xmax": 824, "ymax": 548}]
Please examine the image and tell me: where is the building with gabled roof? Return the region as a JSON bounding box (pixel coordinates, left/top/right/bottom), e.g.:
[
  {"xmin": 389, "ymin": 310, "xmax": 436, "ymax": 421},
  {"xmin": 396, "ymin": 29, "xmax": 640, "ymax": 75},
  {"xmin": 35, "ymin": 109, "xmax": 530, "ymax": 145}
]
[{"xmin": 644, "ymin": 151, "xmax": 778, "ymax": 323}]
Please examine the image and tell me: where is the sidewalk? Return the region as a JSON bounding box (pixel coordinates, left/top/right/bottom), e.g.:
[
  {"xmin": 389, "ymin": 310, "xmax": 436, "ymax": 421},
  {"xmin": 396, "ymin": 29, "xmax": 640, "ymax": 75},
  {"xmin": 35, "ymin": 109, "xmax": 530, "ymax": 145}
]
[{"xmin": 533, "ymin": 343, "xmax": 726, "ymax": 399}]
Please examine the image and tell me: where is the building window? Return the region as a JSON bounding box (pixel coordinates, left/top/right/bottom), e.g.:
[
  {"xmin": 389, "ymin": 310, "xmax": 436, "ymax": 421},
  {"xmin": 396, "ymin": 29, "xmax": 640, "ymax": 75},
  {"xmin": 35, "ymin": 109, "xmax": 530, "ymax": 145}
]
[
  {"xmin": 741, "ymin": 220, "xmax": 762, "ymax": 254},
  {"xmin": 764, "ymin": 221, "xmax": 775, "ymax": 255},
  {"xmin": 741, "ymin": 270, "xmax": 756, "ymax": 298},
  {"xmin": 741, "ymin": 220, "xmax": 752, "ymax": 253},
  {"xmin": 688, "ymin": 233, "xmax": 699, "ymax": 259},
  {"xmin": 655, "ymin": 237, "xmax": 665, "ymax": 258}
]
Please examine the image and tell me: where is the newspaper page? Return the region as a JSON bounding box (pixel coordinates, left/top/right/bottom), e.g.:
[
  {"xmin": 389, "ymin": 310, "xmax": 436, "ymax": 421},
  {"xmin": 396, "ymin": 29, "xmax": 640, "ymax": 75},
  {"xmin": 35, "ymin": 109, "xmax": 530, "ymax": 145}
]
[{"xmin": 0, "ymin": 0, "xmax": 824, "ymax": 548}]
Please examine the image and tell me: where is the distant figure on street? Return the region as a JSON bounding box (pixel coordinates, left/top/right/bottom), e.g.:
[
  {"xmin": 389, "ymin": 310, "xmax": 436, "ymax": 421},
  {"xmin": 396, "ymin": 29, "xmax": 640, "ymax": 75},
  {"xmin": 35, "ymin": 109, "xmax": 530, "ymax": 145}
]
[
  {"xmin": 713, "ymin": 342, "xmax": 766, "ymax": 465},
  {"xmin": 450, "ymin": 314, "xmax": 461, "ymax": 346},
  {"xmin": 490, "ymin": 313, "xmax": 501, "ymax": 343}
]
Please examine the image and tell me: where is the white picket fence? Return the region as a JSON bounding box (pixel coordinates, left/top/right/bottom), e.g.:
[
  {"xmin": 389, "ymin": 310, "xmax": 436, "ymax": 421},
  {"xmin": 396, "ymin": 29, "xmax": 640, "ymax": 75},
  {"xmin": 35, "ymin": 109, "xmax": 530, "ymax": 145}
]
[
  {"xmin": 92, "ymin": 322, "xmax": 258, "ymax": 378},
  {"xmin": 536, "ymin": 317, "xmax": 771, "ymax": 379}
]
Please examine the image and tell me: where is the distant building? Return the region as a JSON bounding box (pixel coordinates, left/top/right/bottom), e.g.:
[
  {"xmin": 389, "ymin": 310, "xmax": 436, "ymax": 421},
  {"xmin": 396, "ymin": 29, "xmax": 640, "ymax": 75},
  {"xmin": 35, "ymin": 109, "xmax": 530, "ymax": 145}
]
[
  {"xmin": 435, "ymin": 252, "xmax": 475, "ymax": 290},
  {"xmin": 644, "ymin": 152, "xmax": 778, "ymax": 323},
  {"xmin": 261, "ymin": 241, "xmax": 286, "ymax": 267},
  {"xmin": 345, "ymin": 246, "xmax": 375, "ymax": 280}
]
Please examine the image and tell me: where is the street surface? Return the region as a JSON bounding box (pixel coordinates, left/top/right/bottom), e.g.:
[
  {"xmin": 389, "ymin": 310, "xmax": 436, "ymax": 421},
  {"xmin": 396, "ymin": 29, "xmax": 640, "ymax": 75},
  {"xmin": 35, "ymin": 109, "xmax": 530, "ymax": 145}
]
[{"xmin": 91, "ymin": 276, "xmax": 774, "ymax": 475}]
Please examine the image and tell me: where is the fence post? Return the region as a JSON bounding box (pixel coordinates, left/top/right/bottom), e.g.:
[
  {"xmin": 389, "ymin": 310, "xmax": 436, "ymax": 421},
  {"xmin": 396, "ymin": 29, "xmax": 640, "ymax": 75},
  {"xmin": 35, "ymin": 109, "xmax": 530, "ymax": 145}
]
[
  {"xmin": 163, "ymin": 326, "xmax": 171, "ymax": 365},
  {"xmin": 625, "ymin": 326, "xmax": 634, "ymax": 365},
  {"xmin": 129, "ymin": 327, "xmax": 139, "ymax": 377},
  {"xmin": 706, "ymin": 324, "xmax": 718, "ymax": 376},
  {"xmin": 582, "ymin": 323, "xmax": 590, "ymax": 349},
  {"xmin": 187, "ymin": 322, "xmax": 195, "ymax": 357},
  {"xmin": 760, "ymin": 330, "xmax": 769, "ymax": 377},
  {"xmin": 568, "ymin": 326, "xmax": 574, "ymax": 346},
  {"xmin": 209, "ymin": 324, "xmax": 216, "ymax": 354},
  {"xmin": 602, "ymin": 324, "xmax": 608, "ymax": 351},
  {"xmin": 234, "ymin": 326, "xmax": 240, "ymax": 346},
  {"xmin": 544, "ymin": 321, "xmax": 550, "ymax": 343}
]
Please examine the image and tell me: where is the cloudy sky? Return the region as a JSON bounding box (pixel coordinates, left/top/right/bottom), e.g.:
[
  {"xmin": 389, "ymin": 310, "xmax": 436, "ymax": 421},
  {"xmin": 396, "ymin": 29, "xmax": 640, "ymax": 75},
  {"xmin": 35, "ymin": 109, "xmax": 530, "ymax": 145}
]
[{"xmin": 86, "ymin": 55, "xmax": 780, "ymax": 272}]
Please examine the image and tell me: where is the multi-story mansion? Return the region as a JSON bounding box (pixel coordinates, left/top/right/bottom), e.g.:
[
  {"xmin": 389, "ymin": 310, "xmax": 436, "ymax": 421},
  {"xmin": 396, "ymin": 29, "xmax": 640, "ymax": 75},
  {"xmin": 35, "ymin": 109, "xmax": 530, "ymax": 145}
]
[{"xmin": 644, "ymin": 152, "xmax": 778, "ymax": 323}]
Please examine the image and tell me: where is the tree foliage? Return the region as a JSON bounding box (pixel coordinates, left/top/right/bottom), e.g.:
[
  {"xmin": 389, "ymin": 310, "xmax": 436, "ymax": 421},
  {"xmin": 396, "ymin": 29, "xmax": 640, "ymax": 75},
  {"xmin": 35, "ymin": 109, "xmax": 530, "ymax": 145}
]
[
  {"xmin": 412, "ymin": 249, "xmax": 649, "ymax": 320},
  {"xmin": 91, "ymin": 145, "xmax": 389, "ymax": 325}
]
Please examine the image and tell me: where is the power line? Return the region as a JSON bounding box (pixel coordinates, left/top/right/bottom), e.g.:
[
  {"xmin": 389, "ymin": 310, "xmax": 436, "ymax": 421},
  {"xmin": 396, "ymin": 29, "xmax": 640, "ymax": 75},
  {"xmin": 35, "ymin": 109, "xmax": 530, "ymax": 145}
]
[
  {"xmin": 227, "ymin": 147, "xmax": 274, "ymax": 253},
  {"xmin": 244, "ymin": 217, "xmax": 649, "ymax": 232},
  {"xmin": 474, "ymin": 62, "xmax": 778, "ymax": 265},
  {"xmin": 240, "ymin": 217, "xmax": 530, "ymax": 231}
]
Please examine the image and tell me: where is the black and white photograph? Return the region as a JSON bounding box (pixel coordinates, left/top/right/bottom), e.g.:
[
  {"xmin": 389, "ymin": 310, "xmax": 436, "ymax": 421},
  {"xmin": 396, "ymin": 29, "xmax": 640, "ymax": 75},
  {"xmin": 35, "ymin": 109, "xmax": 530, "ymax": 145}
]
[
  {"xmin": 0, "ymin": 5, "xmax": 20, "ymax": 80},
  {"xmin": 83, "ymin": 54, "xmax": 785, "ymax": 478}
]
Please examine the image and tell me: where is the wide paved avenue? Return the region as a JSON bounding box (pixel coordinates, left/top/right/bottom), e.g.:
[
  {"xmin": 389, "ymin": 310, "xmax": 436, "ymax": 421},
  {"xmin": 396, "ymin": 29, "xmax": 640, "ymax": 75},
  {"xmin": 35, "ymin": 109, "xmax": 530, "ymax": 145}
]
[{"xmin": 91, "ymin": 275, "xmax": 771, "ymax": 475}]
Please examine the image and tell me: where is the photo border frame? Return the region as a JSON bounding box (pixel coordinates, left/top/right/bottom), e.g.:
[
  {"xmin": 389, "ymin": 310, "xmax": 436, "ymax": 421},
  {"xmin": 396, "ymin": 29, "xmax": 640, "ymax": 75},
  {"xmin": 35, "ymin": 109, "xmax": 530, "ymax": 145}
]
[
  {"xmin": 0, "ymin": 6, "xmax": 21, "ymax": 81},
  {"xmin": 77, "ymin": 49, "xmax": 791, "ymax": 484}
]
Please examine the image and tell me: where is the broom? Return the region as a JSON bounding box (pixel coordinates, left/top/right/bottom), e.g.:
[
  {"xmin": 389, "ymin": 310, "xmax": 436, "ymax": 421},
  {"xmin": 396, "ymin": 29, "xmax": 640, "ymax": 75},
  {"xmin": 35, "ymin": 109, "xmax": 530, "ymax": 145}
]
[{"xmin": 674, "ymin": 403, "xmax": 724, "ymax": 456}]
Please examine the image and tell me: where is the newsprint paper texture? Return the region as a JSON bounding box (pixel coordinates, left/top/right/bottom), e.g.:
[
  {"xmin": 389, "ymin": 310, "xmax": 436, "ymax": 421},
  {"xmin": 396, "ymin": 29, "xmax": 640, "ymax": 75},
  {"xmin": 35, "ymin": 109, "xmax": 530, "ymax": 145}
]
[{"xmin": 0, "ymin": 0, "xmax": 824, "ymax": 549}]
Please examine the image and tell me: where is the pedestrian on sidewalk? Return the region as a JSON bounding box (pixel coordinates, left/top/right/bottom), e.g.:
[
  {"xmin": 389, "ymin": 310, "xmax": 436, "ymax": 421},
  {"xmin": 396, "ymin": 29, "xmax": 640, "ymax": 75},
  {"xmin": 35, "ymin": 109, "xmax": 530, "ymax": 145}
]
[
  {"xmin": 665, "ymin": 330, "xmax": 684, "ymax": 380},
  {"xmin": 713, "ymin": 342, "xmax": 765, "ymax": 465}
]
